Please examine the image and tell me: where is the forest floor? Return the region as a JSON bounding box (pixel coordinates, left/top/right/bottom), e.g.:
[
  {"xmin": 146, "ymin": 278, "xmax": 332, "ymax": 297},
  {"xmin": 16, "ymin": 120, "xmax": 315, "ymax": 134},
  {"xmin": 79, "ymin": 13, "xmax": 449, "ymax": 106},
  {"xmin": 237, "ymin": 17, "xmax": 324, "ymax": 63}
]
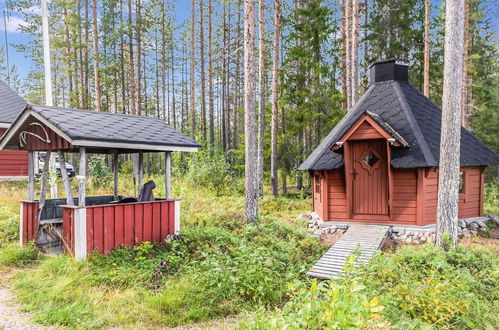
[{"xmin": 0, "ymin": 178, "xmax": 498, "ymax": 329}]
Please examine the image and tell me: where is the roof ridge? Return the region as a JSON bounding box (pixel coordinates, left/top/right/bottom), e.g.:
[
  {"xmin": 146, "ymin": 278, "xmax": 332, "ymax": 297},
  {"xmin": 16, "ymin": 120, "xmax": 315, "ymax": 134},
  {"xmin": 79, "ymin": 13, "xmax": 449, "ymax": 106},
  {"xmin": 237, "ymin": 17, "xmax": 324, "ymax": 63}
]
[
  {"xmin": 392, "ymin": 81, "xmax": 437, "ymax": 166},
  {"xmin": 304, "ymin": 84, "xmax": 377, "ymax": 170},
  {"xmin": 30, "ymin": 104, "xmax": 167, "ymax": 124}
]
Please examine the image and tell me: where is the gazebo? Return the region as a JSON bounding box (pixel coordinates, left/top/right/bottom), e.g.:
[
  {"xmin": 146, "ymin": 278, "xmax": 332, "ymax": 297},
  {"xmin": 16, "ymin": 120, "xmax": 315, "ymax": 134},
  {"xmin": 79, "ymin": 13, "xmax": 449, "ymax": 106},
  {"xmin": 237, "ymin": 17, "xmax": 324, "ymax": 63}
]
[{"xmin": 0, "ymin": 104, "xmax": 199, "ymax": 259}]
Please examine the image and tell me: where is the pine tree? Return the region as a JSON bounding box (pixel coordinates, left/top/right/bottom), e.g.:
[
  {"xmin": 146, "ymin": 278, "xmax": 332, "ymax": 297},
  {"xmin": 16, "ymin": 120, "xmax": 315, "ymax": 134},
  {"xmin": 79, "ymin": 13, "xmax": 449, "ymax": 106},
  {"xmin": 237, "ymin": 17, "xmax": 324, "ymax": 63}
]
[
  {"xmin": 436, "ymin": 0, "xmax": 465, "ymax": 249},
  {"xmin": 244, "ymin": 0, "xmax": 258, "ymax": 223}
]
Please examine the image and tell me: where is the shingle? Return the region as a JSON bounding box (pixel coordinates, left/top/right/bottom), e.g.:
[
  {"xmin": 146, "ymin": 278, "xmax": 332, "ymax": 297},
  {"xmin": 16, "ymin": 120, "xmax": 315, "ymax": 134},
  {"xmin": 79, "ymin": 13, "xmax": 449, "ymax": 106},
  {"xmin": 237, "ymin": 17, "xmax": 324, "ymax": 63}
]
[
  {"xmin": 27, "ymin": 105, "xmax": 200, "ymax": 149},
  {"xmin": 299, "ymin": 79, "xmax": 499, "ymax": 170},
  {"xmin": 0, "ymin": 80, "xmax": 27, "ymax": 124}
]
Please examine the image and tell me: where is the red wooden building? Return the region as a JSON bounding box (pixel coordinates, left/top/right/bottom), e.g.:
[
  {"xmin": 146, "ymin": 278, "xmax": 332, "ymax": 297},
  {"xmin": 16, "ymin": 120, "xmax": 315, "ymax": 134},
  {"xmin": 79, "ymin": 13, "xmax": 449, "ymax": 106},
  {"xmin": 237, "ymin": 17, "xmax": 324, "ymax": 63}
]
[
  {"xmin": 0, "ymin": 104, "xmax": 199, "ymax": 258},
  {"xmin": 0, "ymin": 80, "xmax": 29, "ymax": 180},
  {"xmin": 299, "ymin": 60, "xmax": 499, "ymax": 226}
]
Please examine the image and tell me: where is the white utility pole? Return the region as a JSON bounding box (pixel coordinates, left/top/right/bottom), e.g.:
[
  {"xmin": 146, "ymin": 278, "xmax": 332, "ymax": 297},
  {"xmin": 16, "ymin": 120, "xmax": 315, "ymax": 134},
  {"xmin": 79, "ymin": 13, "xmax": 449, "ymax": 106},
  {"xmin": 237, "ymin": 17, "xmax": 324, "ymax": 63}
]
[{"xmin": 41, "ymin": 0, "xmax": 57, "ymax": 198}]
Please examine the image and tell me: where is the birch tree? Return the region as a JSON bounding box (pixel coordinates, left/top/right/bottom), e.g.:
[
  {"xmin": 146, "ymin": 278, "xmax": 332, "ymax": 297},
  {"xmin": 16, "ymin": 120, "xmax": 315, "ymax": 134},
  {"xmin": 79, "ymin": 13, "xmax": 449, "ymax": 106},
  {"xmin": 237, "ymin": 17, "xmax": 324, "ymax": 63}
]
[
  {"xmin": 271, "ymin": 0, "xmax": 281, "ymax": 197},
  {"xmin": 244, "ymin": 0, "xmax": 258, "ymax": 222},
  {"xmin": 435, "ymin": 0, "xmax": 465, "ymax": 249}
]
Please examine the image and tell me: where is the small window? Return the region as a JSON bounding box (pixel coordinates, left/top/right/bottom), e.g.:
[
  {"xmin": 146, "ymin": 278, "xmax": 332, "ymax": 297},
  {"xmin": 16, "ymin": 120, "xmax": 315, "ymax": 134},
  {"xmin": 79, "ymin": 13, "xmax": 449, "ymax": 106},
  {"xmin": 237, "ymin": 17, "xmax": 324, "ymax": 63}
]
[
  {"xmin": 459, "ymin": 171, "xmax": 465, "ymax": 194},
  {"xmin": 315, "ymin": 175, "xmax": 321, "ymax": 196}
]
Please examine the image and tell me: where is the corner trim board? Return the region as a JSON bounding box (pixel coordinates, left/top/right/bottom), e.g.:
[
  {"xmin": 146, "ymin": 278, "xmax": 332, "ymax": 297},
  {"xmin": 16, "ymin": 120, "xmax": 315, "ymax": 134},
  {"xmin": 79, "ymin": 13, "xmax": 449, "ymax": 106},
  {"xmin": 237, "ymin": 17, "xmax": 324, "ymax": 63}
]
[{"xmin": 74, "ymin": 208, "xmax": 87, "ymax": 260}]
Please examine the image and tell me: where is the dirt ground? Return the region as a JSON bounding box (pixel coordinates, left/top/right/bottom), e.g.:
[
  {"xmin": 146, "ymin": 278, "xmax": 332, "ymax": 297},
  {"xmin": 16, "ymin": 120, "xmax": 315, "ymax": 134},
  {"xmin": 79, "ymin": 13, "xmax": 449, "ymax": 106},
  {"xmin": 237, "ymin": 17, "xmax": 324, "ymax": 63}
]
[{"xmin": 0, "ymin": 271, "xmax": 54, "ymax": 330}]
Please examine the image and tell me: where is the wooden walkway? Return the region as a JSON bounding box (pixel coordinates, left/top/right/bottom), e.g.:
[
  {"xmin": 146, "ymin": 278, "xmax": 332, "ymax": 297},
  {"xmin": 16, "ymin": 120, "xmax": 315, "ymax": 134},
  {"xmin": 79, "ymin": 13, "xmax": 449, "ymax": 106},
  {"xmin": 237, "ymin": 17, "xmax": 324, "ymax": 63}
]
[{"xmin": 307, "ymin": 224, "xmax": 389, "ymax": 280}]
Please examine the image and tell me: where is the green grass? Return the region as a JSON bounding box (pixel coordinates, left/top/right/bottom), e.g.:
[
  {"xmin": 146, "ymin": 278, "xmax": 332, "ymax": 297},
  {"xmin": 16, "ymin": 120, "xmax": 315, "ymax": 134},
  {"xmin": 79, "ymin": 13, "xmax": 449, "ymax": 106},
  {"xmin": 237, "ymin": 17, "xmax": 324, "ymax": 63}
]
[
  {"xmin": 243, "ymin": 244, "xmax": 499, "ymax": 329},
  {"xmin": 0, "ymin": 178, "xmax": 497, "ymax": 329}
]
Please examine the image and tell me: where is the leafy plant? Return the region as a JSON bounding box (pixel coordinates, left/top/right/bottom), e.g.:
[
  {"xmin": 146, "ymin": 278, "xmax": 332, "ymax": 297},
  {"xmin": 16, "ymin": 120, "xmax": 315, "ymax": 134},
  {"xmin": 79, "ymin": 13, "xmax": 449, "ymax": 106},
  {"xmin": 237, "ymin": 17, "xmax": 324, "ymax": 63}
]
[{"xmin": 88, "ymin": 155, "xmax": 112, "ymax": 188}]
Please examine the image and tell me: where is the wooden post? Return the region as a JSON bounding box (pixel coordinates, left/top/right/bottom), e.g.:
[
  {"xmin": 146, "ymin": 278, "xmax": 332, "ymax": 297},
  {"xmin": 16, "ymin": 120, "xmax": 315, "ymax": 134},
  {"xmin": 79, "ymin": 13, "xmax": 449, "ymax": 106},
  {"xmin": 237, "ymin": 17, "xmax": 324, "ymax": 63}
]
[
  {"xmin": 113, "ymin": 153, "xmax": 119, "ymax": 201},
  {"xmin": 137, "ymin": 152, "xmax": 143, "ymax": 198},
  {"xmin": 38, "ymin": 150, "xmax": 52, "ymax": 222},
  {"xmin": 78, "ymin": 147, "xmax": 87, "ymax": 207},
  {"xmin": 27, "ymin": 151, "xmax": 35, "ymax": 201},
  {"xmin": 58, "ymin": 150, "xmax": 74, "ymax": 206},
  {"xmin": 165, "ymin": 151, "xmax": 172, "ymax": 199}
]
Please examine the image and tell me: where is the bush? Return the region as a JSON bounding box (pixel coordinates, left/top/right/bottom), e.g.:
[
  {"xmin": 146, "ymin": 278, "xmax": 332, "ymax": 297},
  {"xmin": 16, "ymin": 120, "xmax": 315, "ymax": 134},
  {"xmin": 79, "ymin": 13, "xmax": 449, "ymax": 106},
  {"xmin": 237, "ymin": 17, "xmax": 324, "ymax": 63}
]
[
  {"xmin": 484, "ymin": 181, "xmax": 498, "ymax": 215},
  {"xmin": 244, "ymin": 244, "xmax": 499, "ymax": 329},
  {"xmin": 185, "ymin": 151, "xmax": 234, "ymax": 196},
  {"xmin": 0, "ymin": 243, "xmax": 39, "ymax": 266},
  {"xmin": 88, "ymin": 155, "xmax": 112, "ymax": 188},
  {"xmin": 0, "ymin": 205, "xmax": 19, "ymax": 248}
]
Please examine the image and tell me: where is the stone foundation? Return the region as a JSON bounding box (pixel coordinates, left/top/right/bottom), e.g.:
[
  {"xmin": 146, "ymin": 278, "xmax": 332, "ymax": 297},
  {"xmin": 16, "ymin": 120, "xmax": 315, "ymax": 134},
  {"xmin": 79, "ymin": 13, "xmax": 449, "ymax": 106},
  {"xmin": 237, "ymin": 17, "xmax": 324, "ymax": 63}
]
[{"xmin": 298, "ymin": 212, "xmax": 498, "ymax": 244}]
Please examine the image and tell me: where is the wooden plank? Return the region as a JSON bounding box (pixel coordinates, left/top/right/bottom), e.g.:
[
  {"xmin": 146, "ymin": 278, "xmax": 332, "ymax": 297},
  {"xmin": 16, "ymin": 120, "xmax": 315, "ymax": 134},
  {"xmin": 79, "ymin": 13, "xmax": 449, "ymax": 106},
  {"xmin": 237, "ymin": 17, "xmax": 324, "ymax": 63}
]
[
  {"xmin": 165, "ymin": 152, "xmax": 172, "ymax": 199},
  {"xmin": 114, "ymin": 205, "xmax": 124, "ymax": 249},
  {"xmin": 103, "ymin": 206, "xmax": 114, "ymax": 254},
  {"xmin": 308, "ymin": 224, "xmax": 388, "ymax": 280},
  {"xmin": 79, "ymin": 147, "xmax": 87, "ymax": 207},
  {"xmin": 123, "ymin": 204, "xmax": 134, "ymax": 247}
]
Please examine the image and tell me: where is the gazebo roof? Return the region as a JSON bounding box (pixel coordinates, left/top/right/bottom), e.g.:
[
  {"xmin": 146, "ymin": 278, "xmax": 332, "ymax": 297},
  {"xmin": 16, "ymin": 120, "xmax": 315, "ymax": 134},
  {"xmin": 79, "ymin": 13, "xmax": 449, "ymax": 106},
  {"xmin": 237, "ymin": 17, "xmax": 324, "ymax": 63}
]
[
  {"xmin": 0, "ymin": 104, "xmax": 200, "ymax": 153},
  {"xmin": 0, "ymin": 80, "xmax": 27, "ymax": 127}
]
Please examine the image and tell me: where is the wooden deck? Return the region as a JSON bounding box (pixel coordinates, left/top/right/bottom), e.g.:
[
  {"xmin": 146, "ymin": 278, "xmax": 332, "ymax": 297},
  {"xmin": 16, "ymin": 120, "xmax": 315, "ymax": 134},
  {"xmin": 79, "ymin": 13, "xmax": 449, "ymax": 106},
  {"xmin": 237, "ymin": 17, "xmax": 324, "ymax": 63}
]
[{"xmin": 307, "ymin": 224, "xmax": 389, "ymax": 280}]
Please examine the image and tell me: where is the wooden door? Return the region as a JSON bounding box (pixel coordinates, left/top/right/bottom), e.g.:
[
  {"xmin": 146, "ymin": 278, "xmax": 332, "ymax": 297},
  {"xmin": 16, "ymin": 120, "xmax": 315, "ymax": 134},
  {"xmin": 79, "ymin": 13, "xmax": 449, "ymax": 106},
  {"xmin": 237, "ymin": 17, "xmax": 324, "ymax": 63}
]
[
  {"xmin": 351, "ymin": 140, "xmax": 388, "ymax": 215},
  {"xmin": 313, "ymin": 173, "xmax": 323, "ymax": 216}
]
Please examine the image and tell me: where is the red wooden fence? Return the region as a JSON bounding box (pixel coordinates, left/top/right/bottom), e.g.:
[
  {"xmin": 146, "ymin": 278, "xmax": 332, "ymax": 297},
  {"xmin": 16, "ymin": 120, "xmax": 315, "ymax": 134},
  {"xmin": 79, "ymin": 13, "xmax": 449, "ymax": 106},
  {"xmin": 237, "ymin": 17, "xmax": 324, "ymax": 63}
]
[
  {"xmin": 62, "ymin": 199, "xmax": 180, "ymax": 258},
  {"xmin": 21, "ymin": 199, "xmax": 180, "ymax": 259},
  {"xmin": 20, "ymin": 201, "xmax": 38, "ymax": 245}
]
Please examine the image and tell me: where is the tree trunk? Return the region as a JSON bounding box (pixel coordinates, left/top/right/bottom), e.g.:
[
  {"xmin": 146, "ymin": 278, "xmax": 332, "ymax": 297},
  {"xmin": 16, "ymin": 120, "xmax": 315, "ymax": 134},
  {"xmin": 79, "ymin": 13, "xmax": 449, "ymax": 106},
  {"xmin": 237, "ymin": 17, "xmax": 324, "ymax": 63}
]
[
  {"xmin": 171, "ymin": 34, "xmax": 177, "ymax": 128},
  {"xmin": 271, "ymin": 0, "xmax": 281, "ymax": 197},
  {"xmin": 91, "ymin": 0, "xmax": 102, "ymax": 112},
  {"xmin": 435, "ymin": 0, "xmax": 465, "ymax": 250},
  {"xmin": 340, "ymin": 0, "xmax": 347, "ymax": 110},
  {"xmin": 345, "ymin": 0, "xmax": 352, "ymax": 109},
  {"xmin": 199, "ymin": 0, "xmax": 207, "ymax": 141},
  {"xmin": 257, "ymin": 0, "xmax": 265, "ymax": 196},
  {"xmin": 461, "ymin": 0, "xmax": 469, "ymax": 128},
  {"xmin": 208, "ymin": 0, "xmax": 215, "ymax": 154},
  {"xmin": 190, "ymin": 0, "xmax": 196, "ymax": 138},
  {"xmin": 128, "ymin": 0, "xmax": 136, "ymax": 114},
  {"xmin": 136, "ymin": 0, "xmax": 142, "ymax": 115},
  {"xmin": 351, "ymin": 0, "xmax": 359, "ymax": 105},
  {"xmin": 161, "ymin": 1, "xmax": 167, "ymax": 121},
  {"xmin": 244, "ymin": 0, "xmax": 258, "ymax": 223},
  {"xmin": 423, "ymin": 0, "xmax": 431, "ymax": 97}
]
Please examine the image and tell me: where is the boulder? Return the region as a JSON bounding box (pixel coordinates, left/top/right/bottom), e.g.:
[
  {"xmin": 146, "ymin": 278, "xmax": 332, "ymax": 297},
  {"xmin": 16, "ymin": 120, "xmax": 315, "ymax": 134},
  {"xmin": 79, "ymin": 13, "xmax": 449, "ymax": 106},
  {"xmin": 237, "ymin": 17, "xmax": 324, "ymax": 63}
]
[
  {"xmin": 489, "ymin": 214, "xmax": 499, "ymax": 225},
  {"xmin": 419, "ymin": 236, "xmax": 427, "ymax": 242},
  {"xmin": 476, "ymin": 221, "xmax": 487, "ymax": 229},
  {"xmin": 458, "ymin": 220, "xmax": 467, "ymax": 228},
  {"xmin": 468, "ymin": 222, "xmax": 479, "ymax": 230}
]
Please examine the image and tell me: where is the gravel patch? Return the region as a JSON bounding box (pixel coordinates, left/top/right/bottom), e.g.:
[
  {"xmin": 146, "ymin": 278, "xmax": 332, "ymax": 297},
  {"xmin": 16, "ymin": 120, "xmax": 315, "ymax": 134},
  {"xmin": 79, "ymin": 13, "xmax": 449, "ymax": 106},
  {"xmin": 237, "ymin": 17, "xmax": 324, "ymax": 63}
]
[{"xmin": 0, "ymin": 286, "xmax": 52, "ymax": 330}]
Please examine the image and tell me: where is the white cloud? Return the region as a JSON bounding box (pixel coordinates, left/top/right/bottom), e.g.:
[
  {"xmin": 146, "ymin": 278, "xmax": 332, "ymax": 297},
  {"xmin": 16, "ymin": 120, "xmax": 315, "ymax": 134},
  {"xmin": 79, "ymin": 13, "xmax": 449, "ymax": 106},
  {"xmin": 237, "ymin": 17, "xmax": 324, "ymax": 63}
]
[
  {"xmin": 0, "ymin": 15, "xmax": 28, "ymax": 33},
  {"xmin": 0, "ymin": 4, "xmax": 43, "ymax": 33}
]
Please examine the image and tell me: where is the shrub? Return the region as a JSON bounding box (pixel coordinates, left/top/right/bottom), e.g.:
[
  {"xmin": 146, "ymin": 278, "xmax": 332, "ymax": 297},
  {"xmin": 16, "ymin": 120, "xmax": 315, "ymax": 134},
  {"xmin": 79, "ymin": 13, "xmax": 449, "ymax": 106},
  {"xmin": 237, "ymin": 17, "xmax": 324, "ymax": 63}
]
[
  {"xmin": 0, "ymin": 205, "xmax": 19, "ymax": 248},
  {"xmin": 185, "ymin": 151, "xmax": 234, "ymax": 196},
  {"xmin": 484, "ymin": 181, "xmax": 498, "ymax": 215},
  {"xmin": 0, "ymin": 243, "xmax": 39, "ymax": 266},
  {"xmin": 88, "ymin": 155, "xmax": 112, "ymax": 188}
]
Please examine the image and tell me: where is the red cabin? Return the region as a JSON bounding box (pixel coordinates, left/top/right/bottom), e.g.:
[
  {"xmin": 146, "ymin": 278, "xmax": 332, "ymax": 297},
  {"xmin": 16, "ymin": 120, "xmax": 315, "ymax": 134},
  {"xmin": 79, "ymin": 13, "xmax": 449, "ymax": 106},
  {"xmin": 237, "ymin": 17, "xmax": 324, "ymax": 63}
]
[
  {"xmin": 0, "ymin": 104, "xmax": 199, "ymax": 258},
  {"xmin": 300, "ymin": 59, "xmax": 499, "ymax": 227},
  {"xmin": 0, "ymin": 80, "xmax": 29, "ymax": 180}
]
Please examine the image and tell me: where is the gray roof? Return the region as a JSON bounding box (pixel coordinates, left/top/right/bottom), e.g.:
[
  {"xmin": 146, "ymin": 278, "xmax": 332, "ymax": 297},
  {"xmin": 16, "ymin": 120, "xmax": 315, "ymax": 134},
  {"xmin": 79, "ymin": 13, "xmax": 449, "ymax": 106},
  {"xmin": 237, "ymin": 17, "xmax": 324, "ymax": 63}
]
[
  {"xmin": 0, "ymin": 104, "xmax": 200, "ymax": 152},
  {"xmin": 0, "ymin": 80, "xmax": 27, "ymax": 125},
  {"xmin": 299, "ymin": 80, "xmax": 499, "ymax": 170}
]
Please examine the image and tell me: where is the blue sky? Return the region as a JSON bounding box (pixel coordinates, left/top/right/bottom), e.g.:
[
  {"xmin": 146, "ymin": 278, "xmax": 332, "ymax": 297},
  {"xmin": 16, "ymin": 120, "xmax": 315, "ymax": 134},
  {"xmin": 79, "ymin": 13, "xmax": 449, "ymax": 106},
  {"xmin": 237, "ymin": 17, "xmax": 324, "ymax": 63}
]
[{"xmin": 1, "ymin": 0, "xmax": 498, "ymax": 81}]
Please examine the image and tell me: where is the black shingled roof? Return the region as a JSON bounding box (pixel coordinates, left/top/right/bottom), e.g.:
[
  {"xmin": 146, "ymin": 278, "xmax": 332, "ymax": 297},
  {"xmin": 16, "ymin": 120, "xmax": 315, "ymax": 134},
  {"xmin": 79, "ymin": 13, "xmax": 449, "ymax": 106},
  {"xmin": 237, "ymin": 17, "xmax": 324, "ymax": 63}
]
[
  {"xmin": 299, "ymin": 71, "xmax": 499, "ymax": 170},
  {"xmin": 0, "ymin": 80, "xmax": 27, "ymax": 125},
  {"xmin": 0, "ymin": 104, "xmax": 200, "ymax": 152}
]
